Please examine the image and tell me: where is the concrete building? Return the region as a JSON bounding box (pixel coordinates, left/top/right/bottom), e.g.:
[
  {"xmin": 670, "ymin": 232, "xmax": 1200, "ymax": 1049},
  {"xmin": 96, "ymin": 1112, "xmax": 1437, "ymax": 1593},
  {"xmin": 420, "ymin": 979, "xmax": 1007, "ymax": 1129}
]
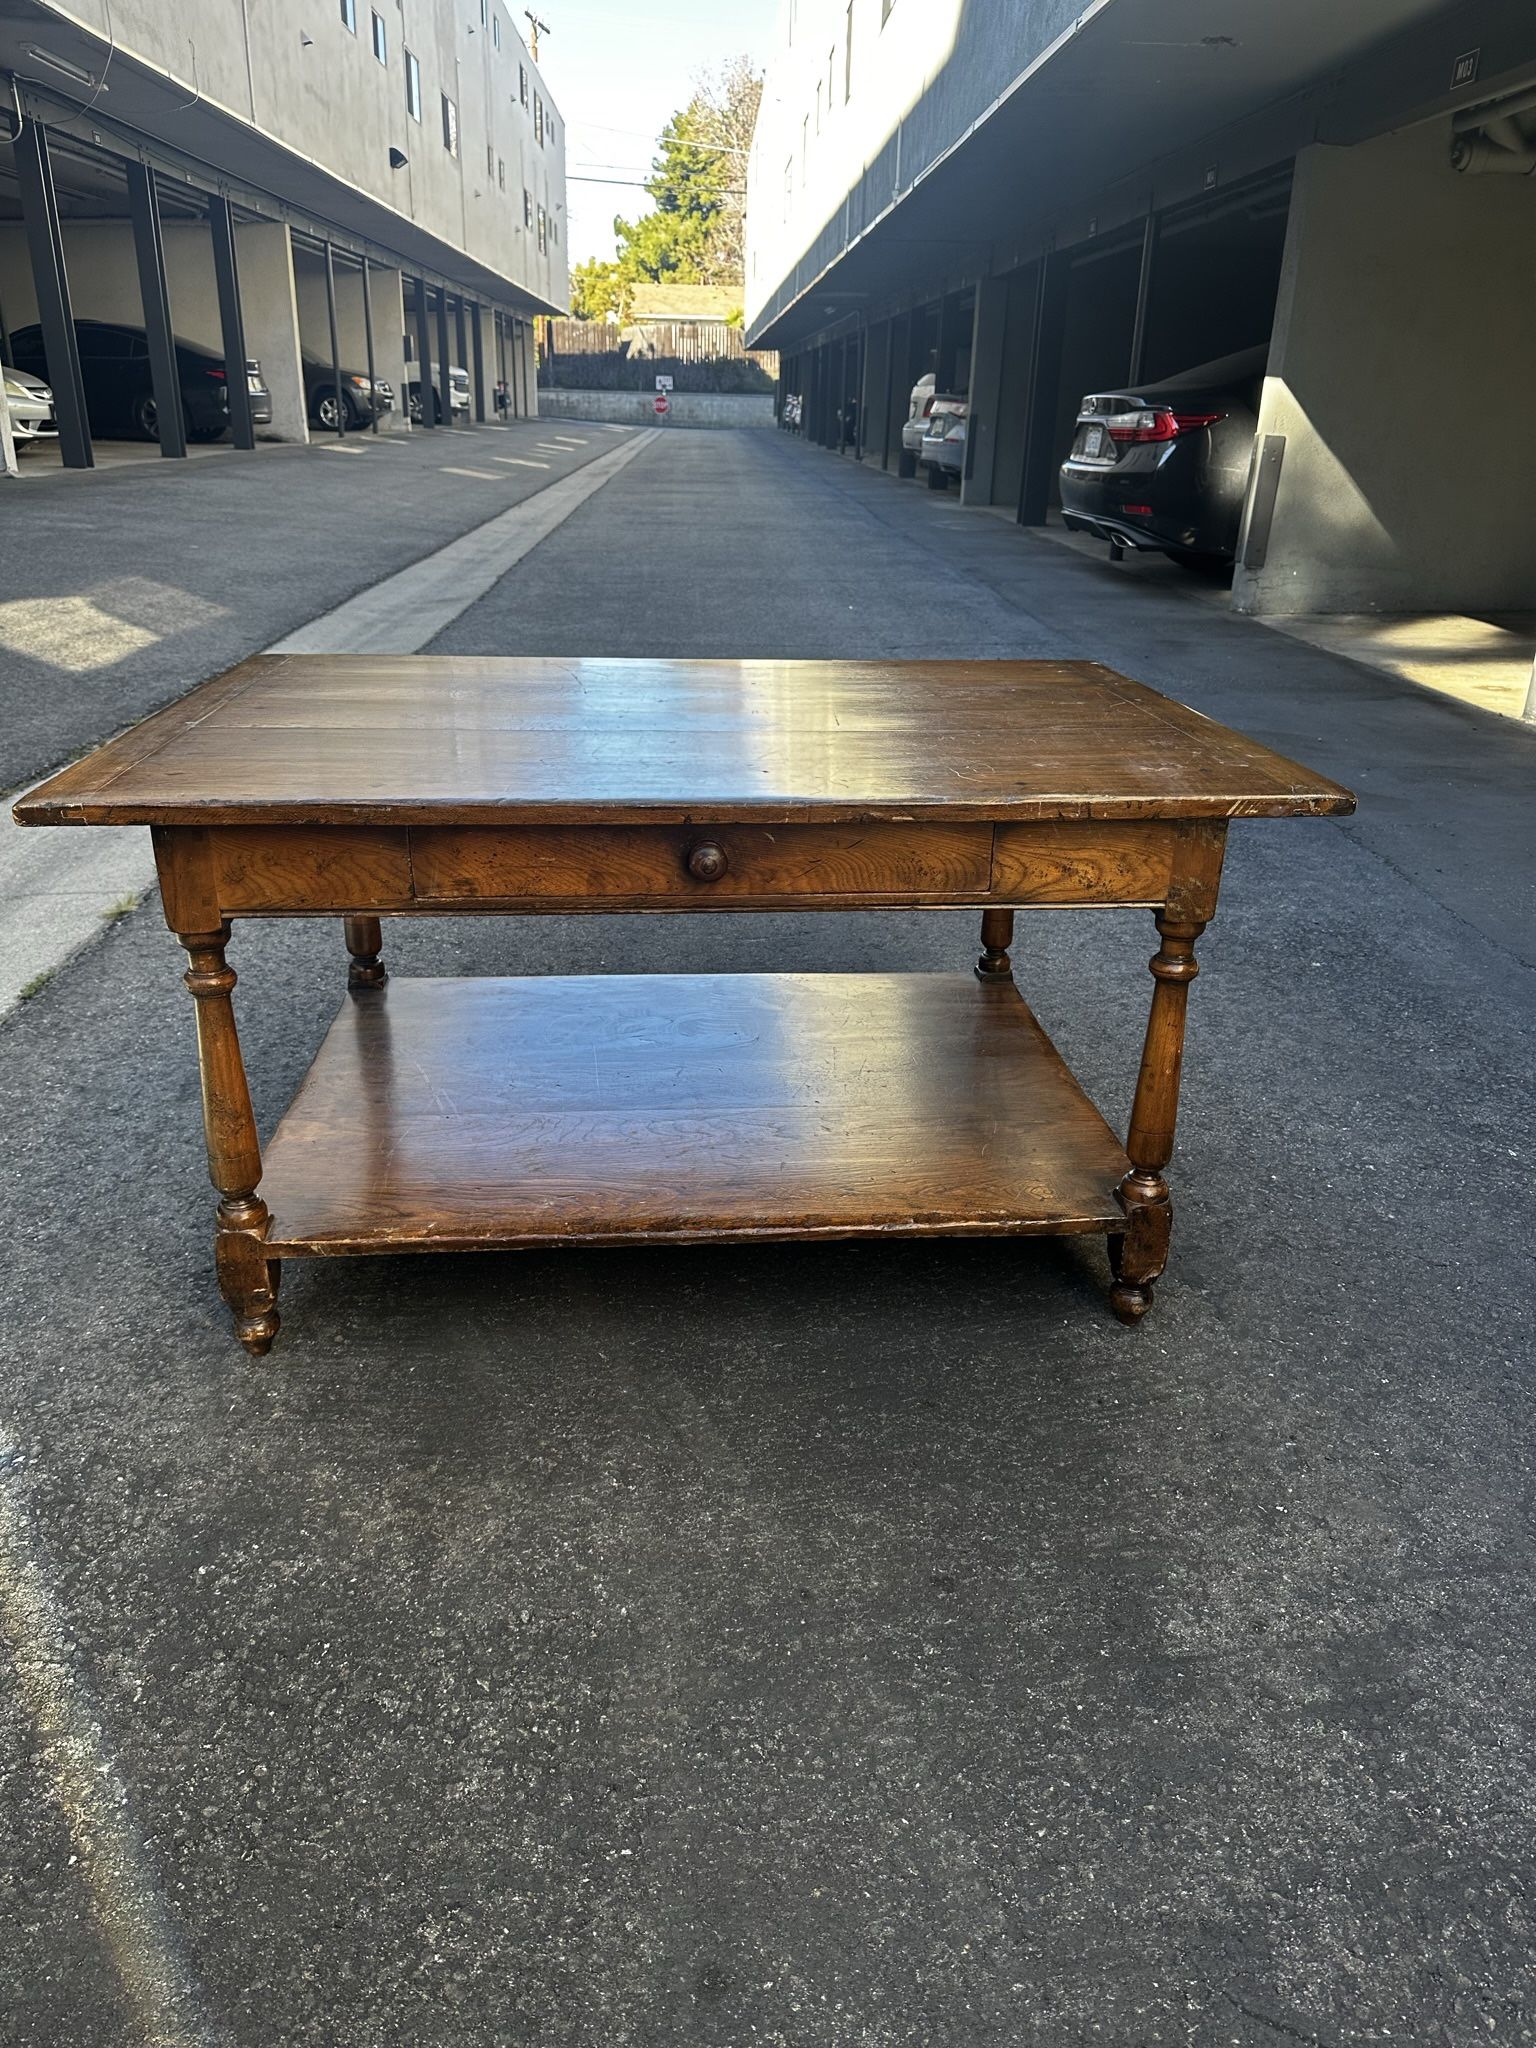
[
  {"xmin": 746, "ymin": 0, "xmax": 1536, "ymax": 619},
  {"xmin": 0, "ymin": 0, "xmax": 568, "ymax": 466}
]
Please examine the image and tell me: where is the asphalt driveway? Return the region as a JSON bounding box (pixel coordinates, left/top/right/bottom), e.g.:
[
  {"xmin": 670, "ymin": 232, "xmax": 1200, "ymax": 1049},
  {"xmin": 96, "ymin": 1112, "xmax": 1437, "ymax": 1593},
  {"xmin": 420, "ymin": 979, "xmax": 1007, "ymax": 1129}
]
[{"xmin": 1, "ymin": 428, "xmax": 1533, "ymax": 2046}]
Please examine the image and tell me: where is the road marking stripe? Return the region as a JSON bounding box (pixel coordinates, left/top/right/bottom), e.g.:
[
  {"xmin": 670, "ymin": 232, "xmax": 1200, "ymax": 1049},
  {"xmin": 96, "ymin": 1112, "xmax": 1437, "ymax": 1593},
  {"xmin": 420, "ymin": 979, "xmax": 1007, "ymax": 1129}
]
[{"xmin": 268, "ymin": 427, "xmax": 659, "ymax": 656}]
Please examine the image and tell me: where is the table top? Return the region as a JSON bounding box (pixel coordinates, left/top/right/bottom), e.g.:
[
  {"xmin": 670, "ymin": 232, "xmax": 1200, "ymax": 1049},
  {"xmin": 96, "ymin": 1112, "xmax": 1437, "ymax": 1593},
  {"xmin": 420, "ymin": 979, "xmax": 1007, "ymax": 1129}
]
[{"xmin": 13, "ymin": 655, "xmax": 1355, "ymax": 828}]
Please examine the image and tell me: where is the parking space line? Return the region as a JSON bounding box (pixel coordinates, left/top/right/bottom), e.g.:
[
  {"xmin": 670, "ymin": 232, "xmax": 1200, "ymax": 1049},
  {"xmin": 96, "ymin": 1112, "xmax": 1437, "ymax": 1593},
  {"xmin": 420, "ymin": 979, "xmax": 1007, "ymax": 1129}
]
[{"xmin": 439, "ymin": 466, "xmax": 505, "ymax": 481}]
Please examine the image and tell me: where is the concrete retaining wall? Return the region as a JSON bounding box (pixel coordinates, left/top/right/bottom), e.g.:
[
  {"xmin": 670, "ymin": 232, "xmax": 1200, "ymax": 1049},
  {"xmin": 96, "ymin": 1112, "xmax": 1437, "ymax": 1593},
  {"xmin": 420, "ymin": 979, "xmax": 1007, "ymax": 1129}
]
[{"xmin": 537, "ymin": 389, "xmax": 774, "ymax": 428}]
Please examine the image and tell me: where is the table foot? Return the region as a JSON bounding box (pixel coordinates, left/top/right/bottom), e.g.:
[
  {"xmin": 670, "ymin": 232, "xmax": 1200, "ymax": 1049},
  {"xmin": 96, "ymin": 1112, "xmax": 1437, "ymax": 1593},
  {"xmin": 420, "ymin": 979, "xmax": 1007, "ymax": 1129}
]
[
  {"xmin": 215, "ymin": 1197, "xmax": 282, "ymax": 1356},
  {"xmin": 1106, "ymin": 1189, "xmax": 1170, "ymax": 1325},
  {"xmin": 344, "ymin": 916, "xmax": 387, "ymax": 991},
  {"xmin": 1108, "ymin": 1274, "xmax": 1155, "ymax": 1323},
  {"xmin": 976, "ymin": 907, "xmax": 1014, "ymax": 982}
]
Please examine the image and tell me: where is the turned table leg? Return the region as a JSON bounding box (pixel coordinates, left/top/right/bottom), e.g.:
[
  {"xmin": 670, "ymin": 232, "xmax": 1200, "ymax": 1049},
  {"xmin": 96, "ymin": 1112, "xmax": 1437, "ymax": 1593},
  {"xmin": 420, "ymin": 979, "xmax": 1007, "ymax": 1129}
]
[
  {"xmin": 344, "ymin": 915, "xmax": 387, "ymax": 990},
  {"xmin": 976, "ymin": 907, "xmax": 1014, "ymax": 982},
  {"xmin": 179, "ymin": 925, "xmax": 280, "ymax": 1356},
  {"xmin": 1110, "ymin": 911, "xmax": 1205, "ymax": 1324}
]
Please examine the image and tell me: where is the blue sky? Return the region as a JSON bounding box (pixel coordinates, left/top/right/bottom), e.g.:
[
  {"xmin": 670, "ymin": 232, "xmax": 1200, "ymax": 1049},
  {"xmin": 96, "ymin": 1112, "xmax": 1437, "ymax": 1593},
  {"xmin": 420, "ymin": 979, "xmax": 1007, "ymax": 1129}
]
[{"xmin": 539, "ymin": 0, "xmax": 780, "ymax": 266}]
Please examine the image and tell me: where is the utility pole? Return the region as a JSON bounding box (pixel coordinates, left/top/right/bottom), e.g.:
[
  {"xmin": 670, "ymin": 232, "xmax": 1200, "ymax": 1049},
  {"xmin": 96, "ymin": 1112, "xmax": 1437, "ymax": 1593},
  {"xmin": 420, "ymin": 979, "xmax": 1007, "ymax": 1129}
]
[{"xmin": 524, "ymin": 10, "xmax": 549, "ymax": 60}]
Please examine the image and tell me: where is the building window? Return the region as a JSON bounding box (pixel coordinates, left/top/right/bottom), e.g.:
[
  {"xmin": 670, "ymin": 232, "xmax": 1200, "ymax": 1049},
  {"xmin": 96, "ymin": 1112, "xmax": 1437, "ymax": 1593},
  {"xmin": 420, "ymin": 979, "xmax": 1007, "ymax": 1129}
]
[
  {"xmin": 534, "ymin": 93, "xmax": 544, "ymax": 144},
  {"xmin": 801, "ymin": 112, "xmax": 809, "ymax": 177},
  {"xmin": 487, "ymin": 143, "xmax": 496, "ymax": 177},
  {"xmin": 404, "ymin": 48, "xmax": 421, "ymax": 119},
  {"xmin": 519, "ymin": 63, "xmax": 528, "ymax": 105},
  {"xmin": 441, "ymin": 92, "xmax": 459, "ymax": 155},
  {"xmin": 783, "ymin": 157, "xmax": 792, "ymax": 219},
  {"xmin": 537, "ymin": 205, "xmax": 547, "ymax": 253},
  {"xmin": 523, "ymin": 187, "xmax": 533, "ymax": 227},
  {"xmin": 371, "ymin": 9, "xmax": 387, "ymax": 62},
  {"xmin": 845, "ymin": 1, "xmax": 854, "ymax": 97},
  {"xmin": 340, "ymin": 0, "xmax": 356, "ymax": 31},
  {"xmin": 497, "ymin": 156, "xmax": 506, "ymax": 189},
  {"xmin": 827, "ymin": 45, "xmax": 835, "ymax": 108},
  {"xmin": 814, "ymin": 80, "xmax": 821, "ymax": 133},
  {"xmin": 492, "ymin": 14, "xmax": 501, "ymax": 47}
]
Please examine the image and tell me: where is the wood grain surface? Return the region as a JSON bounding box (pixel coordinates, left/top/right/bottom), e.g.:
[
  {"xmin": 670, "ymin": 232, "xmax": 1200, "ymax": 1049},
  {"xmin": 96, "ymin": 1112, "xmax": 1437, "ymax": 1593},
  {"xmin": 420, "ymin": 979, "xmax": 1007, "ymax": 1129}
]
[
  {"xmin": 15, "ymin": 656, "xmax": 1356, "ymax": 827},
  {"xmin": 258, "ymin": 973, "xmax": 1133, "ymax": 1255}
]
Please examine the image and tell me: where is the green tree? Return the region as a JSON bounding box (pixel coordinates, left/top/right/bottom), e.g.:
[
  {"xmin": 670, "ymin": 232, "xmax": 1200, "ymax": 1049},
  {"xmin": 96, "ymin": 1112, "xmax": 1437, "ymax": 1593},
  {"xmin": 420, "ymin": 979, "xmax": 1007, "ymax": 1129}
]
[
  {"xmin": 611, "ymin": 60, "xmax": 762, "ymax": 292},
  {"xmin": 570, "ymin": 258, "xmax": 627, "ymax": 321}
]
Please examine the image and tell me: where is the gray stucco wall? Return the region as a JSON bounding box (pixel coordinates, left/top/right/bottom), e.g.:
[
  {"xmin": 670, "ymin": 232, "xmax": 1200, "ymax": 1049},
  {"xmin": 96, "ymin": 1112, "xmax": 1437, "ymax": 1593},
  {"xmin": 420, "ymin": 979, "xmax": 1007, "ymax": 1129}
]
[
  {"xmin": 27, "ymin": 0, "xmax": 567, "ymax": 308},
  {"xmin": 1233, "ymin": 125, "xmax": 1536, "ymax": 617}
]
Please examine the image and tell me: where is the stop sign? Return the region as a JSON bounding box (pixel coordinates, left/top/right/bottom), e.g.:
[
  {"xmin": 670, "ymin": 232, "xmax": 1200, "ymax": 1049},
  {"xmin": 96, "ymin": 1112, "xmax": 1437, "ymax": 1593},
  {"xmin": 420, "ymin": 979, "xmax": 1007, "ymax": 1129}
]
[{"xmin": 654, "ymin": 392, "xmax": 669, "ymax": 415}]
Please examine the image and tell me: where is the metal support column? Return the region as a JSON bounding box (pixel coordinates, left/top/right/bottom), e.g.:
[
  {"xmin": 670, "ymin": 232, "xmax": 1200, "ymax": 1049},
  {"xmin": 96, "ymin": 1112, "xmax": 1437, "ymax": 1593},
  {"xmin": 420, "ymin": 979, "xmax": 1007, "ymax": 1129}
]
[
  {"xmin": 470, "ymin": 302, "xmax": 487, "ymax": 421},
  {"xmin": 360, "ymin": 254, "xmax": 379, "ymax": 434},
  {"xmin": 880, "ymin": 317, "xmax": 896, "ymax": 469},
  {"xmin": 323, "ymin": 242, "xmax": 345, "ymax": 437},
  {"xmin": 412, "ymin": 275, "xmax": 434, "ymax": 427},
  {"xmin": 935, "ymin": 293, "xmax": 958, "ymax": 393},
  {"xmin": 13, "ymin": 116, "xmax": 92, "ymax": 468},
  {"xmin": 1018, "ymin": 252, "xmax": 1069, "ymax": 526},
  {"xmin": 125, "ymin": 162, "xmax": 186, "ymax": 458},
  {"xmin": 208, "ymin": 197, "xmax": 256, "ymax": 451},
  {"xmin": 1127, "ymin": 213, "xmax": 1158, "ymax": 384},
  {"xmin": 454, "ymin": 296, "xmax": 470, "ymax": 419},
  {"xmin": 854, "ymin": 327, "xmax": 868, "ymax": 458},
  {"xmin": 513, "ymin": 319, "xmax": 526, "ymax": 417},
  {"xmin": 436, "ymin": 290, "xmax": 453, "ymax": 424}
]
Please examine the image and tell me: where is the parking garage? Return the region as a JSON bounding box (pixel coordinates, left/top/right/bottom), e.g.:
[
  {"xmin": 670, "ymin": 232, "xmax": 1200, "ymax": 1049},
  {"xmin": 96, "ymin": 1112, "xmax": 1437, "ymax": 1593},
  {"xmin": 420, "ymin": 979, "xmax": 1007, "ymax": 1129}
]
[
  {"xmin": 753, "ymin": 0, "xmax": 1536, "ymax": 628},
  {"xmin": 1, "ymin": 85, "xmax": 545, "ymax": 474}
]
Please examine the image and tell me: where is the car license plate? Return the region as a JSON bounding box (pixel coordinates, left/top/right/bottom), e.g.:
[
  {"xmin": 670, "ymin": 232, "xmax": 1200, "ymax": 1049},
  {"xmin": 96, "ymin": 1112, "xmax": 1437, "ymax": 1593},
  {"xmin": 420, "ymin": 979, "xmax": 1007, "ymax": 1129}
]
[{"xmin": 1079, "ymin": 424, "xmax": 1105, "ymax": 458}]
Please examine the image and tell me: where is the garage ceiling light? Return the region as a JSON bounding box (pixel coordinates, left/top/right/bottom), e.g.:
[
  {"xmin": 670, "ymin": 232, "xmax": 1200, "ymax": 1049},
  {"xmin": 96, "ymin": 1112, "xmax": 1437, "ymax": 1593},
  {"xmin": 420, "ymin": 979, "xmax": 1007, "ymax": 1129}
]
[{"xmin": 26, "ymin": 45, "xmax": 105, "ymax": 89}]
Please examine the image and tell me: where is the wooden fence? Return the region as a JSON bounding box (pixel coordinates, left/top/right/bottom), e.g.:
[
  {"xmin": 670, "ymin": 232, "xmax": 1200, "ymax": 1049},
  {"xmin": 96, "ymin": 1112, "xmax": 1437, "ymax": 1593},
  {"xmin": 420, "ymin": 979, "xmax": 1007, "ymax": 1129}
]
[{"xmin": 538, "ymin": 318, "xmax": 777, "ymax": 394}]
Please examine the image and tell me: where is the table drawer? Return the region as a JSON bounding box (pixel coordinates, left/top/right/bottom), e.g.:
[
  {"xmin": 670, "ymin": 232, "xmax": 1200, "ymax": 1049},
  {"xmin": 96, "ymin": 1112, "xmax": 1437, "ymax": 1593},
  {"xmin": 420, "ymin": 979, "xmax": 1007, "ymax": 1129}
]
[{"xmin": 410, "ymin": 823, "xmax": 992, "ymax": 903}]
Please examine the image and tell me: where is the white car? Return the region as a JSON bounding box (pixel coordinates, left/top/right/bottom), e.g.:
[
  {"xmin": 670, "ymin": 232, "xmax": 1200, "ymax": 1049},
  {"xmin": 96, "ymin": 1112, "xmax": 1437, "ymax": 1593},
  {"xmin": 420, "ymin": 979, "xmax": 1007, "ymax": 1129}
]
[
  {"xmin": 920, "ymin": 396, "xmax": 968, "ymax": 487},
  {"xmin": 3, "ymin": 365, "xmax": 57, "ymax": 450},
  {"xmin": 901, "ymin": 372, "xmax": 936, "ymax": 456}
]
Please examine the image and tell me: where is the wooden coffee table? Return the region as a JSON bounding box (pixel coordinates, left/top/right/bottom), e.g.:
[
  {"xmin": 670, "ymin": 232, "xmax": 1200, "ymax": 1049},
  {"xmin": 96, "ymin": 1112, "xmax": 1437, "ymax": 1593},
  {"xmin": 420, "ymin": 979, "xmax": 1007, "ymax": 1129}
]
[{"xmin": 14, "ymin": 656, "xmax": 1354, "ymax": 1354}]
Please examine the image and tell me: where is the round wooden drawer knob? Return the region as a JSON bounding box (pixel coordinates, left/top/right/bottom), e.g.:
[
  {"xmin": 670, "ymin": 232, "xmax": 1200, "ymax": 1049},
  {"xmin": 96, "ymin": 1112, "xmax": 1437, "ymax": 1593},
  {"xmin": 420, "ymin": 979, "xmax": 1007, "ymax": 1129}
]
[{"xmin": 686, "ymin": 841, "xmax": 729, "ymax": 882}]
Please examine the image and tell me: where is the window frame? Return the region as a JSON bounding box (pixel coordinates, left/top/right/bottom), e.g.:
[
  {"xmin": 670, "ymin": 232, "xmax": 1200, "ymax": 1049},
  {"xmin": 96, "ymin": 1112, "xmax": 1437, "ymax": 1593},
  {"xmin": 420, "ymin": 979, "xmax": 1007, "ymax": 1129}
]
[
  {"xmin": 441, "ymin": 91, "xmax": 459, "ymax": 156},
  {"xmin": 340, "ymin": 0, "xmax": 356, "ymax": 32},
  {"xmin": 371, "ymin": 9, "xmax": 387, "ymax": 63},
  {"xmin": 404, "ymin": 47, "xmax": 422, "ymax": 120}
]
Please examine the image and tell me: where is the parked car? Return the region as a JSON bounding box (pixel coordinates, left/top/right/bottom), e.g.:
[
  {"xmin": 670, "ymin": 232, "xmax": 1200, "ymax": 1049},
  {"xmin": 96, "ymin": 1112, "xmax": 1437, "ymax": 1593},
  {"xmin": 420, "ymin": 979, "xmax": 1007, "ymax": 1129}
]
[
  {"xmin": 919, "ymin": 395, "xmax": 968, "ymax": 488},
  {"xmin": 404, "ymin": 363, "xmax": 471, "ymax": 425},
  {"xmin": 2, "ymin": 365, "xmax": 58, "ymax": 451},
  {"xmin": 1058, "ymin": 345, "xmax": 1267, "ymax": 570},
  {"xmin": 301, "ymin": 356, "xmax": 395, "ymax": 430},
  {"xmin": 900, "ymin": 372, "xmax": 937, "ymax": 459},
  {"xmin": 6, "ymin": 320, "xmax": 272, "ymax": 443}
]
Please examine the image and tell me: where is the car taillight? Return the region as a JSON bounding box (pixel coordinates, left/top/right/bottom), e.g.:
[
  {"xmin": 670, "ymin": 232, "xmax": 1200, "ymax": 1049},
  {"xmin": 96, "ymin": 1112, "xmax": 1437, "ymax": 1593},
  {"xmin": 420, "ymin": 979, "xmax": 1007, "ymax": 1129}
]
[
  {"xmin": 205, "ymin": 368, "xmax": 226, "ymax": 381},
  {"xmin": 921, "ymin": 395, "xmax": 935, "ymax": 417},
  {"xmin": 1106, "ymin": 408, "xmax": 1223, "ymax": 446}
]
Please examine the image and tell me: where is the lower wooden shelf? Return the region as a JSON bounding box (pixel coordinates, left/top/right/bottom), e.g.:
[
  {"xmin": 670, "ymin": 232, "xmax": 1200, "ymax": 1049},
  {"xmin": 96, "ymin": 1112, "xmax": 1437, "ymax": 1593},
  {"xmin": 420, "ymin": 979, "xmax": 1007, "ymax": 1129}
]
[{"xmin": 259, "ymin": 972, "xmax": 1132, "ymax": 1257}]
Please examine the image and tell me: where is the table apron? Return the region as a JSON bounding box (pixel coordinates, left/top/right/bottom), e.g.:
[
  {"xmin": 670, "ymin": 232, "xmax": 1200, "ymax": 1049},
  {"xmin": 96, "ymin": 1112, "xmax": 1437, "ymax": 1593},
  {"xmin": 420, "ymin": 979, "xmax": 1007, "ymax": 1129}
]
[{"xmin": 152, "ymin": 818, "xmax": 1226, "ymax": 922}]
